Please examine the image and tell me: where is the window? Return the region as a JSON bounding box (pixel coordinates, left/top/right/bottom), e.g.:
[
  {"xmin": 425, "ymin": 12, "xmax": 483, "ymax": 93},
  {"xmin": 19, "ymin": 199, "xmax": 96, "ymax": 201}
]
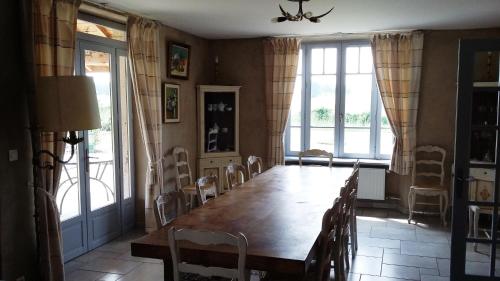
[{"xmin": 286, "ymin": 41, "xmax": 393, "ymax": 159}]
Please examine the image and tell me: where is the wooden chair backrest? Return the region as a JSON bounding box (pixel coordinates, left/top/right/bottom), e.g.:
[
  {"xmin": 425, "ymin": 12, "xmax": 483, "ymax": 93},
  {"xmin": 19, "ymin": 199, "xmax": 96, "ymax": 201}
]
[
  {"xmin": 247, "ymin": 156, "xmax": 263, "ymax": 179},
  {"xmin": 412, "ymin": 145, "xmax": 446, "ymax": 187},
  {"xmin": 153, "ymin": 191, "xmax": 187, "ymax": 229},
  {"xmin": 173, "ymin": 147, "xmax": 193, "ymax": 189},
  {"xmin": 168, "ymin": 227, "xmax": 248, "ymax": 281},
  {"xmin": 298, "ymin": 149, "xmax": 334, "ymax": 168},
  {"xmin": 316, "ymin": 198, "xmax": 342, "ymax": 281},
  {"xmin": 195, "ymin": 175, "xmax": 219, "ymax": 205},
  {"xmin": 226, "ymin": 163, "xmax": 246, "ymax": 190}
]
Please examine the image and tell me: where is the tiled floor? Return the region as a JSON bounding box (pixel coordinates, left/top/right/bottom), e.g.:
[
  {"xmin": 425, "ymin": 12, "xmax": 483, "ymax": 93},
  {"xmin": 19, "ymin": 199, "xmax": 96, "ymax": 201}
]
[{"xmin": 64, "ymin": 208, "xmax": 493, "ymax": 281}]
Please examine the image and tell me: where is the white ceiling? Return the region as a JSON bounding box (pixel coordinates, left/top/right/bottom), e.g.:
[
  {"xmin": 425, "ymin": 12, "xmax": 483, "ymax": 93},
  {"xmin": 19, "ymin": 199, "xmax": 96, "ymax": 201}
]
[{"xmin": 102, "ymin": 0, "xmax": 500, "ymax": 39}]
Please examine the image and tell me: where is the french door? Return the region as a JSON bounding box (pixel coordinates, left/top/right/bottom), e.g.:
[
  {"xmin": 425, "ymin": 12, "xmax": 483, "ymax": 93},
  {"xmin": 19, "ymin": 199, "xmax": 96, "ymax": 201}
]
[
  {"xmin": 452, "ymin": 39, "xmax": 500, "ymax": 280},
  {"xmin": 57, "ymin": 33, "xmax": 134, "ymax": 261}
]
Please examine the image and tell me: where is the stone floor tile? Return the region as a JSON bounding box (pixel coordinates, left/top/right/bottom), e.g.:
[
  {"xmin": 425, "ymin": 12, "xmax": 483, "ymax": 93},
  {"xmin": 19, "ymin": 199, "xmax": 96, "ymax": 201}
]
[
  {"xmin": 401, "ymin": 241, "xmax": 450, "ymax": 259},
  {"xmin": 370, "ymin": 226, "xmax": 416, "ymax": 241},
  {"xmin": 357, "ymin": 246, "xmax": 384, "ymax": 258},
  {"xmin": 350, "ymin": 256, "xmax": 383, "ymax": 276},
  {"xmin": 419, "ymin": 268, "xmax": 439, "ymax": 276},
  {"xmin": 359, "ymin": 237, "xmax": 401, "ymax": 249},
  {"xmin": 436, "ymin": 259, "xmax": 450, "ymax": 277},
  {"xmin": 420, "ymin": 276, "xmax": 449, "ymax": 281},
  {"xmin": 117, "ymin": 263, "xmax": 163, "ymax": 281},
  {"xmin": 381, "ymin": 264, "xmax": 420, "ymax": 280},
  {"xmin": 360, "ymin": 275, "xmax": 408, "ymax": 281},
  {"xmin": 65, "ymin": 270, "xmax": 105, "ymax": 281},
  {"xmin": 383, "ymin": 253, "xmax": 437, "ymax": 269},
  {"xmin": 384, "ymin": 248, "xmax": 400, "ymax": 255},
  {"xmin": 80, "ymin": 257, "xmax": 141, "ymax": 275}
]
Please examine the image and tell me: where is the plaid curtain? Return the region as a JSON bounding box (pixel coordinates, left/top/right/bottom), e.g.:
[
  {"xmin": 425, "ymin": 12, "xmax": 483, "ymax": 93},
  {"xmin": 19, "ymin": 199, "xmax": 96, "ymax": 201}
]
[
  {"xmin": 264, "ymin": 38, "xmax": 301, "ymax": 167},
  {"xmin": 371, "ymin": 32, "xmax": 424, "ymax": 175},
  {"xmin": 128, "ymin": 16, "xmax": 163, "ymax": 233},
  {"xmin": 33, "ymin": 0, "xmax": 81, "ymax": 280}
]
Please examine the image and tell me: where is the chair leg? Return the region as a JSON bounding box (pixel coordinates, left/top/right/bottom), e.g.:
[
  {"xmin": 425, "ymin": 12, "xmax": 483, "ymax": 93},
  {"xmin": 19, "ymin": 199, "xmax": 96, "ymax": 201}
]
[
  {"xmin": 344, "ymin": 233, "xmax": 350, "ymax": 272},
  {"xmin": 408, "ymin": 190, "xmax": 414, "ymax": 224},
  {"xmin": 442, "ymin": 192, "xmax": 449, "ymax": 227},
  {"xmin": 468, "ymin": 207, "xmax": 473, "ymax": 238},
  {"xmin": 350, "ymin": 220, "xmax": 356, "ymax": 258},
  {"xmin": 473, "ymin": 209, "xmax": 479, "ymax": 252}
]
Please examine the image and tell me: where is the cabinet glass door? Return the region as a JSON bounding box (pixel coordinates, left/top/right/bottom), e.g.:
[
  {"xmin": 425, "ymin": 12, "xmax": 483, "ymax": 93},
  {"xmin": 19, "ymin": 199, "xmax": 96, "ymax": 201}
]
[{"xmin": 452, "ymin": 39, "xmax": 500, "ymax": 281}]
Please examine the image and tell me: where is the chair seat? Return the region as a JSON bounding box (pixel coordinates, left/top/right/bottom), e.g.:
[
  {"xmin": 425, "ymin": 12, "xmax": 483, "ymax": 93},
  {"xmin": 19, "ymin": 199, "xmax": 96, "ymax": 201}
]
[
  {"xmin": 182, "ymin": 184, "xmax": 197, "ymax": 195},
  {"xmin": 409, "ymin": 186, "xmax": 446, "ymax": 195},
  {"xmin": 469, "ymin": 205, "xmax": 500, "ymax": 214}
]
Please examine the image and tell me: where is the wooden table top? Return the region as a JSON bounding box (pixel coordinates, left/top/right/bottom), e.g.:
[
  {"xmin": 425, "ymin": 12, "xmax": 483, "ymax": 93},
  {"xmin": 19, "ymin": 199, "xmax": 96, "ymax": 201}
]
[{"xmin": 131, "ymin": 165, "xmax": 353, "ymax": 276}]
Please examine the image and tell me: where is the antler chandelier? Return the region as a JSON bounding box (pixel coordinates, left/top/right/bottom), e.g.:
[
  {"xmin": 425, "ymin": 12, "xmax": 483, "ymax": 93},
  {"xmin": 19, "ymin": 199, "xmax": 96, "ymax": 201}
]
[{"xmin": 272, "ymin": 0, "xmax": 334, "ymax": 23}]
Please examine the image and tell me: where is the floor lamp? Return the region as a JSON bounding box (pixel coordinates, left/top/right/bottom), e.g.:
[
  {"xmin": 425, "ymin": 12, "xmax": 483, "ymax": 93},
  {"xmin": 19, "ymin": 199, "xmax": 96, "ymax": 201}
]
[{"xmin": 33, "ymin": 76, "xmax": 101, "ymax": 272}]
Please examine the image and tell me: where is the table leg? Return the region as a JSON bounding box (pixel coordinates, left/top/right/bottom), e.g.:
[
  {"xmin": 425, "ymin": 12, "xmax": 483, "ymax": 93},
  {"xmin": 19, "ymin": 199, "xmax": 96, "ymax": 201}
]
[{"xmin": 164, "ymin": 259, "xmax": 173, "ymax": 281}]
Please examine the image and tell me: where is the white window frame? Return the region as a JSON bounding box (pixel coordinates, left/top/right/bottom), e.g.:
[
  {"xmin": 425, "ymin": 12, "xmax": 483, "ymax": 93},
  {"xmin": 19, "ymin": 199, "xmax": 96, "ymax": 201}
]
[{"xmin": 285, "ymin": 40, "xmax": 391, "ymax": 160}]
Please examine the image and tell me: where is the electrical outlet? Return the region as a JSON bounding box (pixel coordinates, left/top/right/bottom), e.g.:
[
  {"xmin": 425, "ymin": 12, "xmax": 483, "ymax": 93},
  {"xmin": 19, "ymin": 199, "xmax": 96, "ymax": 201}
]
[{"xmin": 8, "ymin": 149, "xmax": 18, "ymax": 162}]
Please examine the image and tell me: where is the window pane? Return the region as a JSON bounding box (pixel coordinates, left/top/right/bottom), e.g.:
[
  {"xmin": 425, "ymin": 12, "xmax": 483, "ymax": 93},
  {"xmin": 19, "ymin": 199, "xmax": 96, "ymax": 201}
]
[
  {"xmin": 346, "ymin": 47, "xmax": 359, "ymax": 73},
  {"xmin": 360, "ymin": 47, "xmax": 373, "ymax": 73},
  {"xmin": 324, "ymin": 48, "xmax": 337, "ymax": 74},
  {"xmin": 297, "ymin": 49, "xmax": 303, "ymax": 75},
  {"xmin": 290, "ymin": 75, "xmax": 302, "ymax": 126},
  {"xmin": 57, "ymin": 143, "xmax": 81, "ymax": 221},
  {"xmin": 344, "ymin": 128, "xmax": 370, "ymax": 154},
  {"xmin": 345, "ymin": 74, "xmax": 372, "ymax": 127},
  {"xmin": 310, "ymin": 128, "xmax": 334, "ymax": 152},
  {"xmin": 311, "ymin": 75, "xmax": 336, "ymax": 127},
  {"xmin": 380, "ymin": 128, "xmax": 394, "ymax": 155},
  {"xmin": 311, "ymin": 48, "xmax": 324, "ymax": 74},
  {"xmin": 290, "ymin": 127, "xmax": 301, "ymax": 152},
  {"xmin": 380, "ymin": 106, "xmax": 394, "ymax": 155}
]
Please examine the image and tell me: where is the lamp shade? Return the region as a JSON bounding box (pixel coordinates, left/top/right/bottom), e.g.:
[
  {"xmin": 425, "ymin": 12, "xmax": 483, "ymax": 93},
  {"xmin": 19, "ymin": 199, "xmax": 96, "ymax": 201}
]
[{"xmin": 36, "ymin": 76, "xmax": 101, "ymax": 132}]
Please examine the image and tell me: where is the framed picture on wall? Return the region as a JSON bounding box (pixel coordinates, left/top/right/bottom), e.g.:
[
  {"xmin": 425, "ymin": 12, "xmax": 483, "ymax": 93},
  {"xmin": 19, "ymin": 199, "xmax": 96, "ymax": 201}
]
[
  {"xmin": 168, "ymin": 41, "xmax": 190, "ymax": 79},
  {"xmin": 162, "ymin": 83, "xmax": 180, "ymax": 123}
]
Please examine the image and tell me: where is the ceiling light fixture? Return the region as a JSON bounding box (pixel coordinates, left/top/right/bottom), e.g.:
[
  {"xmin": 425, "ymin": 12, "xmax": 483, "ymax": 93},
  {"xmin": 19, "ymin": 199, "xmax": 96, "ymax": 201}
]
[{"xmin": 271, "ymin": 0, "xmax": 334, "ymax": 23}]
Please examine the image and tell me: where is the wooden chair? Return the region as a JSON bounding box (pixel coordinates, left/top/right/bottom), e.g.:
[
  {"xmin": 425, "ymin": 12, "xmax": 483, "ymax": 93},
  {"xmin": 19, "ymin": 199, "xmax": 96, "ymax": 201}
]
[
  {"xmin": 407, "ymin": 145, "xmax": 449, "ymax": 226},
  {"xmin": 226, "ymin": 163, "xmax": 246, "ymax": 190},
  {"xmin": 195, "ymin": 175, "xmax": 219, "ymax": 205},
  {"xmin": 247, "ymin": 156, "xmax": 263, "ymax": 179},
  {"xmin": 298, "ymin": 149, "xmax": 334, "ymax": 168},
  {"xmin": 168, "ymin": 227, "xmax": 249, "ymax": 281},
  {"xmin": 346, "ymin": 161, "xmax": 360, "ymax": 258},
  {"xmin": 153, "ymin": 191, "xmax": 187, "ymax": 230},
  {"xmin": 315, "ymin": 199, "xmax": 343, "ymax": 281},
  {"xmin": 338, "ymin": 183, "xmax": 356, "ymax": 273},
  {"xmin": 173, "ymin": 147, "xmax": 196, "ymax": 208}
]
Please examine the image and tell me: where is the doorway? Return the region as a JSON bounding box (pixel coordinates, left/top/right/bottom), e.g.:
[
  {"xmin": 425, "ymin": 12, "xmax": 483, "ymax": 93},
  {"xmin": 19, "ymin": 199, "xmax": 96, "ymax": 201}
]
[{"xmin": 56, "ymin": 16, "xmax": 134, "ymax": 261}]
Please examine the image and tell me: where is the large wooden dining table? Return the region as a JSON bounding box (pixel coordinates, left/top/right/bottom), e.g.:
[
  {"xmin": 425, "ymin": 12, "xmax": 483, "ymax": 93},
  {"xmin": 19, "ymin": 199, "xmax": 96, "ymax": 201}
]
[{"xmin": 131, "ymin": 165, "xmax": 353, "ymax": 280}]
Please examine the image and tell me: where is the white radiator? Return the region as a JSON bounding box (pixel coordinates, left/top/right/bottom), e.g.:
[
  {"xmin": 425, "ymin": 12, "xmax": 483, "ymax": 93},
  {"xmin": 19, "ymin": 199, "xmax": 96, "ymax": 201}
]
[{"xmin": 357, "ymin": 168, "xmax": 386, "ymax": 200}]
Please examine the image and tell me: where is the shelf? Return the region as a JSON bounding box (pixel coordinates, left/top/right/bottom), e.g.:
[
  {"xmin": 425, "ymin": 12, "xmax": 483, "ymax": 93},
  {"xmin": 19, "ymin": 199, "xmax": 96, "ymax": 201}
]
[
  {"xmin": 470, "ymin": 161, "xmax": 496, "ymax": 169},
  {"xmin": 472, "ymin": 125, "xmax": 499, "ymax": 130},
  {"xmin": 474, "ymin": 81, "xmax": 500, "ymax": 87}
]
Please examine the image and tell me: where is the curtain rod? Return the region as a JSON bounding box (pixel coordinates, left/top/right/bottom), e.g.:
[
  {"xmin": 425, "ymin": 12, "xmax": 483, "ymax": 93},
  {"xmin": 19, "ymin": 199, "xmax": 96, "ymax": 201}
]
[
  {"xmin": 80, "ymin": 1, "xmax": 128, "ymax": 24},
  {"xmin": 271, "ymin": 29, "xmax": 418, "ymax": 40}
]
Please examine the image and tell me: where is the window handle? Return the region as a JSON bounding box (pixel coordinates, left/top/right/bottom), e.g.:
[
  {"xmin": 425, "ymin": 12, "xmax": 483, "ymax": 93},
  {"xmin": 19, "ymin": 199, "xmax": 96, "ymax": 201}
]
[{"xmin": 339, "ymin": 113, "xmax": 344, "ymax": 123}]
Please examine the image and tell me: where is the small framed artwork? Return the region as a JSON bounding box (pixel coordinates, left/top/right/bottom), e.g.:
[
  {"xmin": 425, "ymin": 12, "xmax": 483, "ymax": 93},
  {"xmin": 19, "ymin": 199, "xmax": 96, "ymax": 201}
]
[
  {"xmin": 168, "ymin": 41, "xmax": 190, "ymax": 79},
  {"xmin": 162, "ymin": 83, "xmax": 180, "ymax": 123}
]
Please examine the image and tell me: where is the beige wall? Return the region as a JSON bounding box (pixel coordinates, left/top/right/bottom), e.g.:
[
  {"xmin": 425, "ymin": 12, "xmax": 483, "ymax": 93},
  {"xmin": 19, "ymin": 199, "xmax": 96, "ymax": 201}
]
[
  {"xmin": 210, "ymin": 39, "xmax": 268, "ymax": 168},
  {"xmin": 388, "ymin": 28, "xmax": 500, "ymax": 209},
  {"xmin": 133, "ymin": 24, "xmax": 212, "ymax": 227},
  {"xmin": 0, "ymin": 0, "xmax": 37, "ymax": 279}
]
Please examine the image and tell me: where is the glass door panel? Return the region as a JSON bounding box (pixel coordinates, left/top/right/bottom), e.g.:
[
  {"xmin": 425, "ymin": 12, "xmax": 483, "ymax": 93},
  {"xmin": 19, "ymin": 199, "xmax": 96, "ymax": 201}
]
[
  {"xmin": 309, "ymin": 47, "xmax": 337, "ymax": 152},
  {"xmin": 84, "ymin": 50, "xmax": 117, "ymax": 211},
  {"xmin": 453, "ymin": 40, "xmax": 500, "ymax": 281},
  {"xmin": 57, "ymin": 143, "xmax": 82, "ymax": 221},
  {"xmin": 118, "ymin": 54, "xmax": 132, "ymax": 200},
  {"xmin": 343, "ymin": 46, "xmax": 373, "ymax": 155}
]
